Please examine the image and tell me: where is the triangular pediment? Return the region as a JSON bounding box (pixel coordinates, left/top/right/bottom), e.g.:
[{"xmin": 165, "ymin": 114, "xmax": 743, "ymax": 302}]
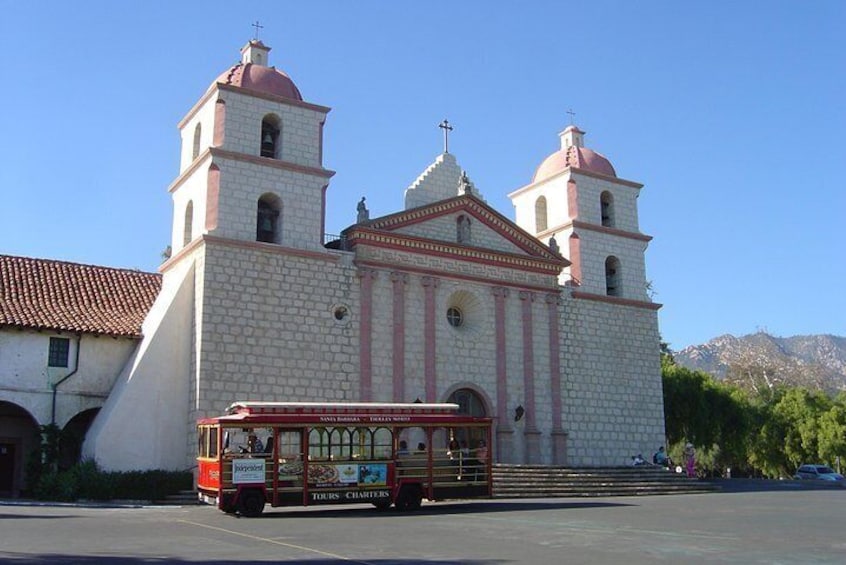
[{"xmin": 341, "ymin": 194, "xmax": 568, "ymax": 280}]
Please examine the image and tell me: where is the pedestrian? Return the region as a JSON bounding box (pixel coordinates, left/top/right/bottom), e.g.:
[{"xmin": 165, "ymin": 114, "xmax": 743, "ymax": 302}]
[{"xmin": 683, "ymin": 443, "xmax": 696, "ymax": 478}]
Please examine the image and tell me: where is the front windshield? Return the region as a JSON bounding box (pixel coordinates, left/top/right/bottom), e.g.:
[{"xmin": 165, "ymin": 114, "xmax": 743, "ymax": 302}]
[{"xmin": 816, "ymin": 466, "xmax": 835, "ymax": 474}]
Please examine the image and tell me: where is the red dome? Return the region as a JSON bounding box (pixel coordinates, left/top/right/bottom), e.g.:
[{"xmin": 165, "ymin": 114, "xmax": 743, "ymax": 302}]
[
  {"xmin": 213, "ymin": 63, "xmax": 302, "ymax": 101},
  {"xmin": 532, "ymin": 145, "xmax": 616, "ymax": 183}
]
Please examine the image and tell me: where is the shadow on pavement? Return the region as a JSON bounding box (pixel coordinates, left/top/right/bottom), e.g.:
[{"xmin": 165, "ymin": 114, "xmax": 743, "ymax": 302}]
[
  {"xmin": 246, "ymin": 499, "xmax": 632, "ymax": 520},
  {"xmin": 1, "ymin": 556, "xmax": 506, "ymax": 565},
  {"xmin": 703, "ymin": 478, "xmax": 846, "ymax": 493}
]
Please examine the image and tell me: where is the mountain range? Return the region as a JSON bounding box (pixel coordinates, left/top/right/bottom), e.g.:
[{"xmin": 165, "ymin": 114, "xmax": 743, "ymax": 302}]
[{"xmin": 673, "ymin": 333, "xmax": 846, "ymax": 394}]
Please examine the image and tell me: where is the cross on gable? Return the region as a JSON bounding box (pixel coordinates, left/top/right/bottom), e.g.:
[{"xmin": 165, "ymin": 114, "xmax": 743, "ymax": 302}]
[
  {"xmin": 252, "ymin": 21, "xmax": 264, "ymax": 40},
  {"xmin": 439, "ymin": 119, "xmax": 454, "ymax": 153}
]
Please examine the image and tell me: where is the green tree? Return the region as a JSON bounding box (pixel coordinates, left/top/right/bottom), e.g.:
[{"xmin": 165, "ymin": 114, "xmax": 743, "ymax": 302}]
[{"xmin": 817, "ymin": 403, "xmax": 846, "ymax": 465}]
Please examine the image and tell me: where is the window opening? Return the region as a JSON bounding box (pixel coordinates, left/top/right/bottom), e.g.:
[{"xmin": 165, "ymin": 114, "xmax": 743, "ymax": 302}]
[
  {"xmin": 183, "ymin": 201, "xmax": 193, "ymax": 246},
  {"xmin": 605, "ymin": 256, "xmax": 621, "ymax": 296},
  {"xmin": 456, "ymin": 215, "xmax": 472, "ymax": 244},
  {"xmin": 535, "ymin": 196, "xmax": 548, "ymax": 232},
  {"xmin": 48, "ymin": 337, "xmax": 70, "ymax": 368},
  {"xmin": 192, "ymin": 123, "xmax": 202, "ymax": 160},
  {"xmin": 601, "ymin": 191, "xmax": 615, "ymax": 228},
  {"xmin": 260, "ymin": 115, "xmax": 280, "ymax": 158},
  {"xmin": 446, "ymin": 307, "xmax": 464, "ymax": 328},
  {"xmin": 256, "ymin": 195, "xmax": 281, "ymax": 243}
]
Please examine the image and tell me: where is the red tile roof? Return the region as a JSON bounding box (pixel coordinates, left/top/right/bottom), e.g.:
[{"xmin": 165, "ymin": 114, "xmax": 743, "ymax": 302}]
[{"xmin": 0, "ymin": 255, "xmax": 162, "ymax": 338}]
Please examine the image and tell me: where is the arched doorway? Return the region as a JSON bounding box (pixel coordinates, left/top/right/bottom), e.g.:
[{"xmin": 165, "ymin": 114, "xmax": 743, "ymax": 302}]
[
  {"xmin": 446, "ymin": 388, "xmax": 488, "ymax": 451},
  {"xmin": 0, "ymin": 401, "xmax": 40, "ymax": 497},
  {"xmin": 61, "ymin": 408, "xmax": 99, "ymax": 471}
]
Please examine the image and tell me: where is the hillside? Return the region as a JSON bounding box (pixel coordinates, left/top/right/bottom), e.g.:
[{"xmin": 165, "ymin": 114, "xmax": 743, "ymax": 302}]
[{"xmin": 674, "ymin": 332, "xmax": 846, "ymax": 394}]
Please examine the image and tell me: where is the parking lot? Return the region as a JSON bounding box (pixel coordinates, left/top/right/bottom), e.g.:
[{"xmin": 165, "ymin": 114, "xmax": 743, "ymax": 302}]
[{"xmin": 1, "ymin": 485, "xmax": 845, "ymax": 564}]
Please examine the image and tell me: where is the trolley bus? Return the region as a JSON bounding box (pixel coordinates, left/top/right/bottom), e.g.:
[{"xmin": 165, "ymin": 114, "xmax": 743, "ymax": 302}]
[{"xmin": 197, "ymin": 401, "xmax": 493, "ymax": 516}]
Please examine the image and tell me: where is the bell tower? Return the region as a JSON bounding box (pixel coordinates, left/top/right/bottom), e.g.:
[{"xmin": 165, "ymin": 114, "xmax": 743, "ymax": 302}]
[
  {"xmin": 509, "ymin": 125, "xmax": 652, "ymax": 302},
  {"xmin": 168, "ymin": 39, "xmax": 334, "ymax": 258}
]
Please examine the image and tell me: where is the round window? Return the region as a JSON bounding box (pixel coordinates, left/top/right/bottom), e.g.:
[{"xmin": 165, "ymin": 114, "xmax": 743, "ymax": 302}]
[{"xmin": 446, "ymin": 307, "xmax": 463, "ymax": 328}]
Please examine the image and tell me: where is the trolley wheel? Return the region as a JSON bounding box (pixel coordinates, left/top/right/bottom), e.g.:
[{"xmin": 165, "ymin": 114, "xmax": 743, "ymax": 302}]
[
  {"xmin": 238, "ymin": 490, "xmax": 266, "ymax": 517},
  {"xmin": 372, "ymin": 499, "xmax": 392, "ymax": 511},
  {"xmin": 395, "ymin": 485, "xmax": 423, "ymax": 511},
  {"xmin": 219, "ymin": 492, "xmax": 238, "ymax": 514}
]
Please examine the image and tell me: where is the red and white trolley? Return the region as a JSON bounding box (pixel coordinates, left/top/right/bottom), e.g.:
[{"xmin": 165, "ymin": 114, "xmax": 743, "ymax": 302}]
[{"xmin": 197, "ymin": 401, "xmax": 493, "ymax": 516}]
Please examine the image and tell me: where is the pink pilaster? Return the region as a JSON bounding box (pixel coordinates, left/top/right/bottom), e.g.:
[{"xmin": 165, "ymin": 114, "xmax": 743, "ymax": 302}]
[
  {"xmin": 520, "ymin": 291, "xmax": 541, "ymax": 464},
  {"xmin": 492, "ymin": 286, "xmax": 514, "ymax": 462},
  {"xmin": 567, "ymin": 178, "xmax": 579, "ymax": 219},
  {"xmin": 546, "ymin": 293, "xmax": 568, "ymax": 465},
  {"xmin": 358, "ymin": 269, "xmax": 377, "ymax": 401},
  {"xmin": 205, "ymin": 164, "xmax": 220, "ymax": 231},
  {"xmin": 422, "ymin": 276, "xmax": 439, "ymax": 402},
  {"xmin": 569, "ymin": 233, "xmax": 582, "ymax": 285},
  {"xmin": 213, "ymin": 99, "xmax": 226, "ymax": 147},
  {"xmin": 391, "ymin": 272, "xmax": 408, "ymax": 402}
]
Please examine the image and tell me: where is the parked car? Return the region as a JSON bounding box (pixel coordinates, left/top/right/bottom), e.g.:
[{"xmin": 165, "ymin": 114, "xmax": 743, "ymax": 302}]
[{"xmin": 793, "ymin": 464, "xmax": 844, "ymax": 482}]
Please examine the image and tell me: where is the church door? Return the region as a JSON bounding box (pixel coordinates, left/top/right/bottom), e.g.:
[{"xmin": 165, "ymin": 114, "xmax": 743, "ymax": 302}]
[
  {"xmin": 446, "ymin": 389, "xmax": 487, "ymax": 449},
  {"xmin": 0, "ymin": 443, "xmax": 15, "ymax": 495}
]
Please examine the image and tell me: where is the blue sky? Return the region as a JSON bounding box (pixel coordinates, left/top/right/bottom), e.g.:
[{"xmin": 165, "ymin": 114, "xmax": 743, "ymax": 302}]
[{"xmin": 1, "ymin": 1, "xmax": 843, "ymax": 350}]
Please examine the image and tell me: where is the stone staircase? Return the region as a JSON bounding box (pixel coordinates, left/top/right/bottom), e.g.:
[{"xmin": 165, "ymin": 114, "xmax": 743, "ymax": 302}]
[
  {"xmin": 492, "ymin": 465, "xmax": 718, "ymax": 498},
  {"xmin": 154, "ymin": 490, "xmax": 201, "ymax": 506}
]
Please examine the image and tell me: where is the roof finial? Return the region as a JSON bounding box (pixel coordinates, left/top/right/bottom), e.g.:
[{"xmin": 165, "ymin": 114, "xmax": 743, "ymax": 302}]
[
  {"xmin": 251, "ymin": 20, "xmax": 264, "ymax": 40},
  {"xmin": 566, "ymin": 108, "xmax": 576, "ymax": 126},
  {"xmin": 439, "ymin": 119, "xmax": 454, "ymax": 154}
]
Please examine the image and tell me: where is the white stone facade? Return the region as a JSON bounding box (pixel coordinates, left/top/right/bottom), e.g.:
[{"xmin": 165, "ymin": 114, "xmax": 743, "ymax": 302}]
[{"xmin": 80, "ymin": 40, "xmax": 665, "ymax": 471}]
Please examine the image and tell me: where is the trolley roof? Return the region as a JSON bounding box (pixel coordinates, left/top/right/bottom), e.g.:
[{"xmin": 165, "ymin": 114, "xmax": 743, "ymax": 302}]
[{"xmin": 197, "ymin": 401, "xmax": 491, "ymax": 426}]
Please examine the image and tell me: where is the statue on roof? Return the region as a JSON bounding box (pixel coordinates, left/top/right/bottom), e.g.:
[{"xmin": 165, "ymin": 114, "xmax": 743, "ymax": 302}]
[
  {"xmin": 459, "ymin": 170, "xmax": 474, "ymax": 196},
  {"xmin": 357, "ymin": 197, "xmax": 369, "ymax": 223},
  {"xmin": 549, "ymin": 234, "xmax": 559, "ymax": 255}
]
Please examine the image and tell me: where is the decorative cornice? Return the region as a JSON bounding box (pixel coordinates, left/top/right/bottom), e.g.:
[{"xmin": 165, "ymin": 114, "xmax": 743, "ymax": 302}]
[
  {"xmin": 168, "ymin": 150, "xmax": 213, "ymax": 194},
  {"xmin": 571, "ymin": 291, "xmax": 662, "ymax": 310},
  {"xmin": 216, "ymin": 83, "xmax": 331, "ymax": 114},
  {"xmin": 364, "ymin": 195, "xmax": 557, "ymax": 259},
  {"xmin": 209, "ymin": 148, "xmax": 336, "ymax": 179},
  {"xmin": 161, "ymin": 235, "xmax": 339, "ymax": 273},
  {"xmin": 347, "ymin": 228, "xmax": 566, "ymax": 276},
  {"xmin": 177, "ymin": 88, "xmax": 218, "ymax": 130},
  {"xmin": 571, "ymin": 220, "xmax": 653, "ymax": 242},
  {"xmin": 390, "ymin": 272, "xmax": 409, "ymax": 285},
  {"xmin": 356, "ymin": 259, "xmax": 559, "ymax": 294},
  {"xmin": 508, "ymin": 167, "xmax": 643, "ymax": 199}
]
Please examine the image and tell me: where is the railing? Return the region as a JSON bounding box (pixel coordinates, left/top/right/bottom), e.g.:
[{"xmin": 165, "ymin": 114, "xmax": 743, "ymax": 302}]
[{"xmin": 323, "ymin": 233, "xmax": 351, "ymax": 251}]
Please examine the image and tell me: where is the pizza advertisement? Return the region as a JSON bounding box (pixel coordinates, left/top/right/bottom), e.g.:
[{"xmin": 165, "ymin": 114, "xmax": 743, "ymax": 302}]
[
  {"xmin": 308, "ymin": 464, "xmax": 340, "ymax": 486},
  {"xmin": 307, "ymin": 463, "xmax": 389, "ymax": 487}
]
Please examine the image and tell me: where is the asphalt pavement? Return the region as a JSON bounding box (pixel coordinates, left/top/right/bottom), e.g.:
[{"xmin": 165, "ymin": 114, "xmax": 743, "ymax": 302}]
[{"xmin": 1, "ymin": 485, "xmax": 844, "ymax": 564}]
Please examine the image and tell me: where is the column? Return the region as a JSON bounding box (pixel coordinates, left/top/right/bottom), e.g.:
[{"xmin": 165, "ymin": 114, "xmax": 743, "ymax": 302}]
[
  {"xmin": 492, "ymin": 286, "xmax": 514, "ymax": 462},
  {"xmin": 358, "ymin": 268, "xmax": 377, "ymax": 401},
  {"xmin": 520, "ymin": 291, "xmax": 541, "ymax": 464},
  {"xmin": 547, "ymin": 293, "xmax": 568, "ymax": 465},
  {"xmin": 390, "ymin": 272, "xmax": 408, "ymax": 402},
  {"xmin": 421, "ymin": 276, "xmax": 439, "ymax": 402}
]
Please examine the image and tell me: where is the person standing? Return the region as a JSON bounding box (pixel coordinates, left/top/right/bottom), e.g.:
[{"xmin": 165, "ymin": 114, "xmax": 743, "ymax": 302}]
[{"xmin": 683, "ymin": 443, "xmax": 696, "ymax": 478}]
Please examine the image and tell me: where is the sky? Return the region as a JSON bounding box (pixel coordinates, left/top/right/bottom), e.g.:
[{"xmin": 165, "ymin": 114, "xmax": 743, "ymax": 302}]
[{"xmin": 1, "ymin": 1, "xmax": 844, "ymax": 351}]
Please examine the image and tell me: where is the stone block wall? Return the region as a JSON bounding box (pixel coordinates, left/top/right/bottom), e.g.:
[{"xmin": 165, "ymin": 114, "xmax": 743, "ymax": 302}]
[
  {"xmin": 559, "ymin": 294, "xmax": 664, "ymax": 466},
  {"xmin": 193, "ymin": 242, "xmax": 360, "ymax": 419}
]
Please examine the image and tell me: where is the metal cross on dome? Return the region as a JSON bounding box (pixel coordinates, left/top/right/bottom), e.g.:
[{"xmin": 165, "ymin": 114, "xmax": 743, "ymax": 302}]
[
  {"xmin": 439, "ymin": 119, "xmax": 454, "ymax": 154},
  {"xmin": 252, "ymin": 21, "xmax": 264, "ymax": 40},
  {"xmin": 566, "ymin": 109, "xmax": 576, "ymax": 125}
]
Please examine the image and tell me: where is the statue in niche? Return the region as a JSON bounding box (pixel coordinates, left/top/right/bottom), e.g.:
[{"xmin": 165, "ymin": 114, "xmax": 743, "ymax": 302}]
[
  {"xmin": 356, "ymin": 197, "xmax": 369, "ymax": 223},
  {"xmin": 457, "ymin": 215, "xmax": 472, "ymax": 244}
]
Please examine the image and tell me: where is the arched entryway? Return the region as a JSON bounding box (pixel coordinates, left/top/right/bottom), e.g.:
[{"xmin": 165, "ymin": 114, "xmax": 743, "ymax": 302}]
[
  {"xmin": 446, "ymin": 388, "xmax": 488, "ymax": 452},
  {"xmin": 0, "ymin": 401, "xmax": 40, "ymax": 497},
  {"xmin": 60, "ymin": 408, "xmax": 99, "ymax": 471}
]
